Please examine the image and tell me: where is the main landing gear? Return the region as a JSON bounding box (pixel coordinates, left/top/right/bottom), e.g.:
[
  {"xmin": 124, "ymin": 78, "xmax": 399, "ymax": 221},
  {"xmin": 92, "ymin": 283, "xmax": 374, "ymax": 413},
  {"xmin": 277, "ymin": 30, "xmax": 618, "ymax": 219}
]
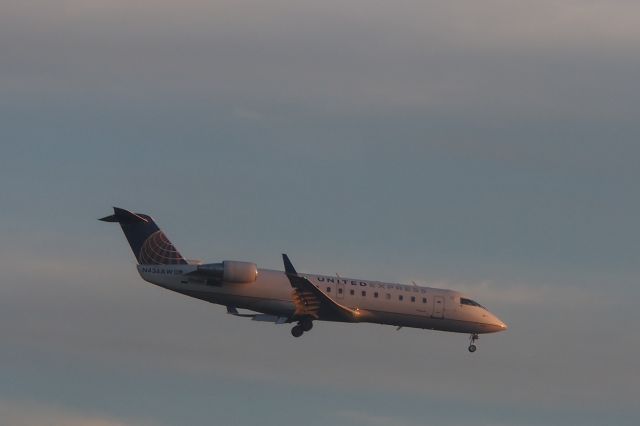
[
  {"xmin": 291, "ymin": 319, "xmax": 313, "ymax": 337},
  {"xmin": 468, "ymin": 333, "xmax": 479, "ymax": 353}
]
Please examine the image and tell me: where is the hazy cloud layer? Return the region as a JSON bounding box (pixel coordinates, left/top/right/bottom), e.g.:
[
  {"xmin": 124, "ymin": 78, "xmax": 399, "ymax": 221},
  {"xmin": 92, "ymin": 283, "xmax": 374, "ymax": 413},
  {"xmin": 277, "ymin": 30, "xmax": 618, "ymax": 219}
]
[
  {"xmin": 0, "ymin": 400, "xmax": 150, "ymax": 426},
  {"xmin": 3, "ymin": 1, "xmax": 640, "ymax": 122},
  {"xmin": 1, "ymin": 1, "xmax": 639, "ymax": 425}
]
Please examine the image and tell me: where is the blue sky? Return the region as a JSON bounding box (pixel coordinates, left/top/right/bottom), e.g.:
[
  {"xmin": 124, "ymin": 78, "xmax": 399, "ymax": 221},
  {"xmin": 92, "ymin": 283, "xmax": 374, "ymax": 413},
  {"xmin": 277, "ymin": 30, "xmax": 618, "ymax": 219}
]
[{"xmin": 1, "ymin": 1, "xmax": 639, "ymax": 425}]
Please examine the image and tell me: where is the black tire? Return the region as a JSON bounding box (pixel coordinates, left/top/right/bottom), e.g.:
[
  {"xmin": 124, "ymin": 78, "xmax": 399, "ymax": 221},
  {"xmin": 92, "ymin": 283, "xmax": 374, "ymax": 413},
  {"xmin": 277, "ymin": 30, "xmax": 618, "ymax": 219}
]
[
  {"xmin": 468, "ymin": 344, "xmax": 477, "ymax": 353},
  {"xmin": 291, "ymin": 325, "xmax": 304, "ymax": 338},
  {"xmin": 301, "ymin": 321, "xmax": 313, "ymax": 332}
]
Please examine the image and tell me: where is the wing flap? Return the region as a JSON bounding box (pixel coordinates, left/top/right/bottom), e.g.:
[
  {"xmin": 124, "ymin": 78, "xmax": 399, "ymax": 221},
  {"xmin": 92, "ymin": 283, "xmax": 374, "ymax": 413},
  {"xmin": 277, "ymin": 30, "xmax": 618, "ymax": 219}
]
[{"xmin": 226, "ymin": 306, "xmax": 289, "ymax": 323}]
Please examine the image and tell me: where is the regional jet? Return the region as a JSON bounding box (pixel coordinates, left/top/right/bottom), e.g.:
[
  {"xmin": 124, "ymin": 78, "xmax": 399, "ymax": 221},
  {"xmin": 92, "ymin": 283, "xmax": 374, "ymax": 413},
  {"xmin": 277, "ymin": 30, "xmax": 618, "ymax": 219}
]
[{"xmin": 100, "ymin": 207, "xmax": 507, "ymax": 352}]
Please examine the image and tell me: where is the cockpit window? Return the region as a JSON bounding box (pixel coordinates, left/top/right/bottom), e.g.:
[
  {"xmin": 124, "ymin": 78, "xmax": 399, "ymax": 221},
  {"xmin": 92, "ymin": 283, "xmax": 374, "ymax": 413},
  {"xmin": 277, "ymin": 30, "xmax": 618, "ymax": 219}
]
[{"xmin": 460, "ymin": 298, "xmax": 486, "ymax": 309}]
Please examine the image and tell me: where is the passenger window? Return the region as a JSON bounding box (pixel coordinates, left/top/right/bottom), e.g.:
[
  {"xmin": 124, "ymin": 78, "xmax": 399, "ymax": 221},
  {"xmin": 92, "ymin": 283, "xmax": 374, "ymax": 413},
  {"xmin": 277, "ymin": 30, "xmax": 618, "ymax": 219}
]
[
  {"xmin": 361, "ymin": 291, "xmax": 366, "ymax": 297},
  {"xmin": 411, "ymin": 296, "xmax": 415, "ymax": 302},
  {"xmin": 399, "ymin": 295, "xmax": 404, "ymax": 301},
  {"xmin": 374, "ymin": 292, "xmax": 379, "ymax": 298}
]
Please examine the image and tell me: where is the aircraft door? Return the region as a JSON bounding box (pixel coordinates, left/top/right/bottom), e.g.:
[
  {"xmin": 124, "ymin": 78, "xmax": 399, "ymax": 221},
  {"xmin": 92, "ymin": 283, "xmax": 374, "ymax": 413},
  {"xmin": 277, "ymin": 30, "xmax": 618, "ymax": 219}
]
[{"xmin": 432, "ymin": 295, "xmax": 444, "ymax": 319}]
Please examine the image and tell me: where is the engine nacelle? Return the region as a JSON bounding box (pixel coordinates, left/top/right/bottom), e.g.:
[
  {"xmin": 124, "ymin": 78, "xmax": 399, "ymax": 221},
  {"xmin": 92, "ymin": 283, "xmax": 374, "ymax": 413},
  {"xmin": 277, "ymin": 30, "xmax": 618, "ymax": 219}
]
[
  {"xmin": 196, "ymin": 260, "xmax": 258, "ymax": 283},
  {"xmin": 222, "ymin": 260, "xmax": 258, "ymax": 283}
]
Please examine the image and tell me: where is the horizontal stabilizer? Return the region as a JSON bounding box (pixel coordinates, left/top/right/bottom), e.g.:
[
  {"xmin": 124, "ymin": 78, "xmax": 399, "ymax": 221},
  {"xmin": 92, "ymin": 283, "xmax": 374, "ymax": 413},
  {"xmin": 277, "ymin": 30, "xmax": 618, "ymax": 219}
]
[{"xmin": 99, "ymin": 207, "xmax": 149, "ymax": 224}]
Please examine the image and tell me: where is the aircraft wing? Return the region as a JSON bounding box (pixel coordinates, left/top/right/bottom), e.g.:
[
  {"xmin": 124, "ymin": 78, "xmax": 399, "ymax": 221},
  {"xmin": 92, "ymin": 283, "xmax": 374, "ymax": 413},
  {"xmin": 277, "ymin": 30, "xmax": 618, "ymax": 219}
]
[{"xmin": 282, "ymin": 254, "xmax": 359, "ymax": 322}]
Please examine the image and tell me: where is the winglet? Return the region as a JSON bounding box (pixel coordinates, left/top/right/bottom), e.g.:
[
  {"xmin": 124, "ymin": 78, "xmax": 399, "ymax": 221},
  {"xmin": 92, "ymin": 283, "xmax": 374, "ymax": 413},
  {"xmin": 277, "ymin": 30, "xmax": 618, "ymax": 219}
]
[
  {"xmin": 282, "ymin": 257, "xmax": 360, "ymax": 322},
  {"xmin": 282, "ymin": 253, "xmax": 297, "ymax": 275}
]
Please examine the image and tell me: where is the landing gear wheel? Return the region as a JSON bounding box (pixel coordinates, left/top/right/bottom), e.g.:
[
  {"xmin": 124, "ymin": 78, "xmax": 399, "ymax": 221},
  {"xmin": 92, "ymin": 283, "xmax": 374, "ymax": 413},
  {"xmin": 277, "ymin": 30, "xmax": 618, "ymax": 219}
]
[
  {"xmin": 291, "ymin": 325, "xmax": 304, "ymax": 338},
  {"xmin": 468, "ymin": 333, "xmax": 479, "ymax": 353},
  {"xmin": 301, "ymin": 320, "xmax": 313, "ymax": 332}
]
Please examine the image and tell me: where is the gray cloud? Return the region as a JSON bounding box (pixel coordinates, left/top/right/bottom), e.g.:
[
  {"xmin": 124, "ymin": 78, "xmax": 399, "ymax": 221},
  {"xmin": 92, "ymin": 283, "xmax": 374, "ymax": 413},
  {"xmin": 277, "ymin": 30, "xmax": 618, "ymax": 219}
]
[
  {"xmin": 0, "ymin": 399, "xmax": 152, "ymax": 426},
  {"xmin": 1, "ymin": 2, "xmax": 639, "ymax": 425},
  {"xmin": 2, "ymin": 0, "xmax": 640, "ymax": 123},
  {"xmin": 1, "ymin": 245, "xmax": 636, "ymax": 413}
]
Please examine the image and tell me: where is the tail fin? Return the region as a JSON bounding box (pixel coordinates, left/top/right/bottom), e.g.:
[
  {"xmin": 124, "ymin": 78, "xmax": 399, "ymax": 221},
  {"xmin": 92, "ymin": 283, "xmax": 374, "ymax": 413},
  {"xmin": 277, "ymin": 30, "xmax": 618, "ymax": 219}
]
[{"xmin": 99, "ymin": 207, "xmax": 187, "ymax": 265}]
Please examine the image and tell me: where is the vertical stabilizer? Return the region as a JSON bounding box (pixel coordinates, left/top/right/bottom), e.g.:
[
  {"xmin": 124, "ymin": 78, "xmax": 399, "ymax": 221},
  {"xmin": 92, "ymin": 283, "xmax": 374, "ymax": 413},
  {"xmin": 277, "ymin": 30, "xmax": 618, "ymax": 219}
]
[{"xmin": 99, "ymin": 207, "xmax": 187, "ymax": 265}]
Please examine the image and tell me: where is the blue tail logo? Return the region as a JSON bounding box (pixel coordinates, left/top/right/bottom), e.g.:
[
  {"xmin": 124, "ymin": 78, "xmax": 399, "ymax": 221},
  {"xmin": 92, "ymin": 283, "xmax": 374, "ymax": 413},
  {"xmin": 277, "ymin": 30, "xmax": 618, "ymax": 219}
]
[{"xmin": 100, "ymin": 207, "xmax": 187, "ymax": 265}]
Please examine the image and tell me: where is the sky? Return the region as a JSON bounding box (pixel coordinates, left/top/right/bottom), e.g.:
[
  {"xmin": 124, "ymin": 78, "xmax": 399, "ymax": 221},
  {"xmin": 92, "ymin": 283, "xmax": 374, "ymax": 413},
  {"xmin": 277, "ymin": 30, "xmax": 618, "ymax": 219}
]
[{"xmin": 1, "ymin": 1, "xmax": 639, "ymax": 425}]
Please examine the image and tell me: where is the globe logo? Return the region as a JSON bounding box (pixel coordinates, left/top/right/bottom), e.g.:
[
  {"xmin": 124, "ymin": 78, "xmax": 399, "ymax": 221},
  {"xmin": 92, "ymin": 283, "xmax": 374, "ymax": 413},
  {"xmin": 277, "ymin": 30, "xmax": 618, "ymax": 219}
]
[{"xmin": 139, "ymin": 231, "xmax": 186, "ymax": 265}]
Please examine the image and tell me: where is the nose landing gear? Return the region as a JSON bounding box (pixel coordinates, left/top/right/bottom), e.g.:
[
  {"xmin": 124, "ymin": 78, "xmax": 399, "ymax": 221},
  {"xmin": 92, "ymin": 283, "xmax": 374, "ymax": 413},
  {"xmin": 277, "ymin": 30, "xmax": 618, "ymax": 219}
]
[
  {"xmin": 468, "ymin": 333, "xmax": 479, "ymax": 352},
  {"xmin": 291, "ymin": 319, "xmax": 314, "ymax": 338}
]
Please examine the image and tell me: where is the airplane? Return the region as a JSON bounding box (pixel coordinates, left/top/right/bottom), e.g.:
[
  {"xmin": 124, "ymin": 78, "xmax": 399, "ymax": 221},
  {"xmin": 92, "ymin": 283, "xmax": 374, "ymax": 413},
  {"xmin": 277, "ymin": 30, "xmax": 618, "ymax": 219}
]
[{"xmin": 100, "ymin": 207, "xmax": 507, "ymax": 352}]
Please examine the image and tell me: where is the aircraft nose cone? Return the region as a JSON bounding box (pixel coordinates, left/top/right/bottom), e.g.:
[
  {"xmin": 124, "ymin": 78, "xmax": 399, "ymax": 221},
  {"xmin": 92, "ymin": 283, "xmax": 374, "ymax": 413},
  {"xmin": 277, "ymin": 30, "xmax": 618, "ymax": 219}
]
[
  {"xmin": 487, "ymin": 313, "xmax": 508, "ymax": 332},
  {"xmin": 493, "ymin": 317, "xmax": 508, "ymax": 332}
]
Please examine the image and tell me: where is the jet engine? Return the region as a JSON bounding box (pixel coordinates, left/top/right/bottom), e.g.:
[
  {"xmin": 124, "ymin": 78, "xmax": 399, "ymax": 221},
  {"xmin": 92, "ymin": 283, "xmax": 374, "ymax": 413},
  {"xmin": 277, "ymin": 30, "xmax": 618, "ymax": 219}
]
[{"xmin": 195, "ymin": 261, "xmax": 258, "ymax": 283}]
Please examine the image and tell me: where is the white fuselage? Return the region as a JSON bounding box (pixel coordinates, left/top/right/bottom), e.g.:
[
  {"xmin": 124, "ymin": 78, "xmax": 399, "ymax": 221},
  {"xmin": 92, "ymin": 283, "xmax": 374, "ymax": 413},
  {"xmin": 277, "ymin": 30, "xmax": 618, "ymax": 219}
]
[{"xmin": 137, "ymin": 264, "xmax": 507, "ymax": 334}]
